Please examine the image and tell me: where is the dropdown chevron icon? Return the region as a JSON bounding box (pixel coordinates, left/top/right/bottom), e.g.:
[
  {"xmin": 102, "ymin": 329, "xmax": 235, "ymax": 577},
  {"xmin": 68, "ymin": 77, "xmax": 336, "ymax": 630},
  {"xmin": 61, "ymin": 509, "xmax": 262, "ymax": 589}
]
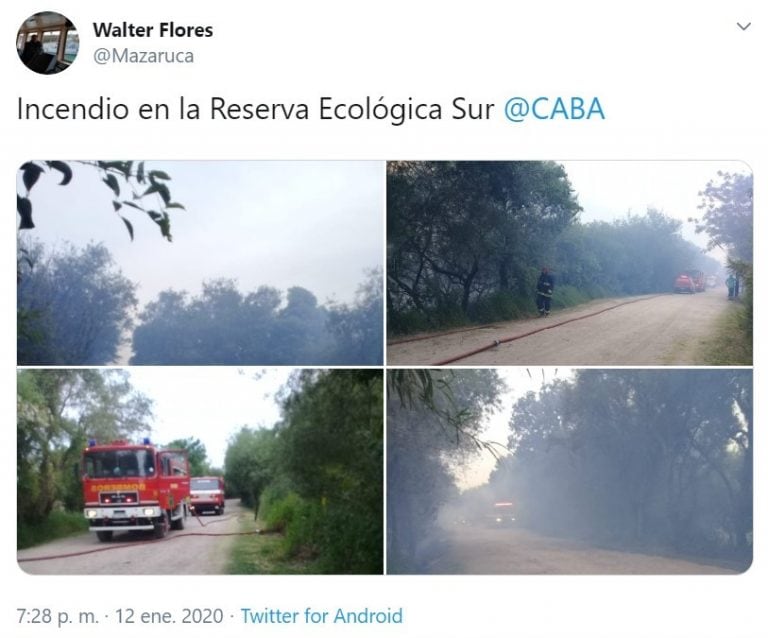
[{"xmin": 737, "ymin": 22, "xmax": 751, "ymax": 31}]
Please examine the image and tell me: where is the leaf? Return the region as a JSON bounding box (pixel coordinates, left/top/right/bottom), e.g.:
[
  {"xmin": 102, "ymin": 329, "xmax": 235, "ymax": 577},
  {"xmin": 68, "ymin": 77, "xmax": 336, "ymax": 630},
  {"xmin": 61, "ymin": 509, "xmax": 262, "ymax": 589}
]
[
  {"xmin": 46, "ymin": 161, "xmax": 73, "ymax": 185},
  {"xmin": 156, "ymin": 184, "xmax": 171, "ymax": 205},
  {"xmin": 17, "ymin": 195, "xmax": 34, "ymax": 229},
  {"xmin": 147, "ymin": 210, "xmax": 163, "ymax": 222},
  {"xmin": 20, "ymin": 162, "xmax": 43, "ymax": 192},
  {"xmin": 121, "ymin": 216, "xmax": 135, "ymax": 241},
  {"xmin": 148, "ymin": 170, "xmax": 171, "ymax": 181},
  {"xmin": 112, "ymin": 200, "xmax": 122, "ymax": 212},
  {"xmin": 100, "ymin": 161, "xmax": 131, "ymax": 177},
  {"xmin": 158, "ymin": 216, "xmax": 172, "ymax": 241},
  {"xmin": 103, "ymin": 174, "xmax": 120, "ymax": 197},
  {"xmin": 137, "ymin": 162, "xmax": 145, "ymax": 184},
  {"xmin": 121, "ymin": 201, "xmax": 143, "ymax": 211},
  {"xmin": 166, "ymin": 202, "xmax": 186, "ymax": 210}
]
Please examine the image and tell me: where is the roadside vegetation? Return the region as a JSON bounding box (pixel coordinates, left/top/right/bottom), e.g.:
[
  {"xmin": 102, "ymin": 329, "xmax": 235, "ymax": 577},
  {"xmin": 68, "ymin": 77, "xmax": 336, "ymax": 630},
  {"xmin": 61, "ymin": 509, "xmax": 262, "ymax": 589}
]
[
  {"xmin": 17, "ymin": 511, "xmax": 89, "ymax": 550},
  {"xmin": 388, "ymin": 369, "xmax": 752, "ymax": 574},
  {"xmin": 16, "ymin": 369, "xmax": 153, "ymax": 549},
  {"xmin": 387, "ymin": 161, "xmax": 749, "ymax": 336},
  {"xmin": 699, "ymin": 294, "xmax": 753, "ymax": 365},
  {"xmin": 227, "ymin": 516, "xmax": 322, "ymax": 575},
  {"xmin": 225, "ymin": 370, "xmax": 383, "ymax": 574}
]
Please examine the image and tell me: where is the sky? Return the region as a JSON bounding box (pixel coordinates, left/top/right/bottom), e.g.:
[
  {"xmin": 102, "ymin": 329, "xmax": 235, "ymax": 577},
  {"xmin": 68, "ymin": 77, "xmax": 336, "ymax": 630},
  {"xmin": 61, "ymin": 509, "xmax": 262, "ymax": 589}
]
[
  {"xmin": 560, "ymin": 160, "xmax": 751, "ymax": 263},
  {"xmin": 122, "ymin": 367, "xmax": 295, "ymax": 469},
  {"xmin": 121, "ymin": 366, "xmax": 566, "ymax": 485},
  {"xmin": 452, "ymin": 367, "xmax": 575, "ymax": 490},
  {"xmin": 20, "ymin": 160, "xmax": 383, "ymax": 307}
]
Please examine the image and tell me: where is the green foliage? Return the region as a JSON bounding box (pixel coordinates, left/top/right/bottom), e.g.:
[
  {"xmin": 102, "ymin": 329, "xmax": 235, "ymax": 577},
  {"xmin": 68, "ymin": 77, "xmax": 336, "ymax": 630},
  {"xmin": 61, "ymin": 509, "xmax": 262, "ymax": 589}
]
[
  {"xmin": 326, "ymin": 268, "xmax": 384, "ymax": 364},
  {"xmin": 555, "ymin": 211, "xmax": 721, "ymax": 298},
  {"xmin": 387, "ymin": 160, "xmax": 726, "ymax": 334},
  {"xmin": 17, "ymin": 160, "xmax": 182, "ymax": 241},
  {"xmin": 17, "ymin": 239, "xmax": 137, "ymax": 365},
  {"xmin": 551, "ymin": 284, "xmax": 591, "ymax": 309},
  {"xmin": 17, "ymin": 370, "xmax": 153, "ymax": 548},
  {"xmin": 468, "ymin": 291, "xmax": 528, "ymax": 323},
  {"xmin": 17, "ymin": 510, "xmax": 89, "ymax": 550},
  {"xmin": 166, "ymin": 437, "xmax": 210, "ymax": 476},
  {"xmin": 388, "ymin": 161, "xmax": 581, "ymax": 331},
  {"xmin": 225, "ymin": 427, "xmax": 279, "ymax": 507},
  {"xmin": 224, "ymin": 370, "xmax": 383, "ymax": 573},
  {"xmin": 387, "ymin": 369, "xmax": 505, "ymax": 572},
  {"xmin": 695, "ymin": 171, "xmax": 753, "ymax": 262},
  {"xmin": 227, "ymin": 511, "xmax": 321, "ymax": 575},
  {"xmin": 131, "ymin": 274, "xmax": 382, "ymax": 365},
  {"xmin": 491, "ymin": 370, "xmax": 752, "ymax": 563}
]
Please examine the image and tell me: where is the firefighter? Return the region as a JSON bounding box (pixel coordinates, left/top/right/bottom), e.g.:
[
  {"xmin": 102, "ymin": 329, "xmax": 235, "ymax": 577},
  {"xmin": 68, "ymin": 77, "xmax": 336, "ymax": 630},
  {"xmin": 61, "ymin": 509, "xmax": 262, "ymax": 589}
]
[{"xmin": 536, "ymin": 267, "xmax": 555, "ymax": 316}]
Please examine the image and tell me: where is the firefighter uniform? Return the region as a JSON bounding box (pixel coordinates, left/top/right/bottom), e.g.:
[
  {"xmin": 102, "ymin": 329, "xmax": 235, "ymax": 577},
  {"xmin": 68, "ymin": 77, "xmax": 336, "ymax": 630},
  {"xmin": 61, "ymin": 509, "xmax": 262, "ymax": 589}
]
[{"xmin": 536, "ymin": 268, "xmax": 554, "ymax": 316}]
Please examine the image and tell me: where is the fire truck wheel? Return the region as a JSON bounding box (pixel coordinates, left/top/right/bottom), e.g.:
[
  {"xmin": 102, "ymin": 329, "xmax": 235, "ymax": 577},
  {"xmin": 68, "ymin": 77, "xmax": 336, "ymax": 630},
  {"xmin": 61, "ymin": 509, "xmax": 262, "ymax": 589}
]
[
  {"xmin": 171, "ymin": 510, "xmax": 185, "ymax": 531},
  {"xmin": 154, "ymin": 513, "xmax": 169, "ymax": 539},
  {"xmin": 96, "ymin": 531, "xmax": 113, "ymax": 542}
]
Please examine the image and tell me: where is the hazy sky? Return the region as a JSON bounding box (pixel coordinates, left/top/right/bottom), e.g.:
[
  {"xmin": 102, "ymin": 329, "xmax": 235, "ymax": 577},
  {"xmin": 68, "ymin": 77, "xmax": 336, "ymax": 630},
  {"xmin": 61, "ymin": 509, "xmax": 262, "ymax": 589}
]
[
  {"xmin": 453, "ymin": 367, "xmax": 575, "ymax": 490},
  {"xmin": 560, "ymin": 160, "xmax": 750, "ymax": 262},
  {"xmin": 20, "ymin": 161, "xmax": 383, "ymax": 307},
  {"xmin": 122, "ymin": 367, "xmax": 294, "ymax": 469}
]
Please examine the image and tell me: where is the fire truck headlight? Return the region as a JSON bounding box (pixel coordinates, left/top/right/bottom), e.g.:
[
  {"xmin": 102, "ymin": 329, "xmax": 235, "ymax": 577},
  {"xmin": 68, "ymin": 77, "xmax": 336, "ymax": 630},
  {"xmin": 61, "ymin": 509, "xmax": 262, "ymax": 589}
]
[
  {"xmin": 86, "ymin": 509, "xmax": 98, "ymax": 518},
  {"xmin": 143, "ymin": 508, "xmax": 156, "ymax": 516}
]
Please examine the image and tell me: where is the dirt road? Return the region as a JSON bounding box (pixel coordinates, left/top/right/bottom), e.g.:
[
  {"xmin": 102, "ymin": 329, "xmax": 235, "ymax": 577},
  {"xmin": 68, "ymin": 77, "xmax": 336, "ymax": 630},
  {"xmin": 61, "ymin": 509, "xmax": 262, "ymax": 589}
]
[
  {"xmin": 18, "ymin": 499, "xmax": 251, "ymax": 575},
  {"xmin": 388, "ymin": 291, "xmax": 737, "ymax": 365},
  {"xmin": 423, "ymin": 524, "xmax": 740, "ymax": 575}
]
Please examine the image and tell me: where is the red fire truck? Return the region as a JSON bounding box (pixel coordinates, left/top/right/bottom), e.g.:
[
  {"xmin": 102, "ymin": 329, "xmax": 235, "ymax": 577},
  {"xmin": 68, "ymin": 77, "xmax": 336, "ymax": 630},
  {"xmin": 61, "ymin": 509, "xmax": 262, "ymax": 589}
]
[
  {"xmin": 81, "ymin": 439, "xmax": 190, "ymax": 542},
  {"xmin": 190, "ymin": 476, "xmax": 226, "ymax": 515}
]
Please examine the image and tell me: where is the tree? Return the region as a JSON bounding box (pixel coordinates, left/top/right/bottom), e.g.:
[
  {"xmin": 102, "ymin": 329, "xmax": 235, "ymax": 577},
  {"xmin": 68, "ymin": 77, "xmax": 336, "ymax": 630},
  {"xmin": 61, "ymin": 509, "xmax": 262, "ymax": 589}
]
[
  {"xmin": 694, "ymin": 171, "xmax": 753, "ymax": 346},
  {"xmin": 273, "ymin": 370, "xmax": 383, "ymax": 573},
  {"xmin": 489, "ymin": 370, "xmax": 752, "ymax": 563},
  {"xmin": 17, "ymin": 240, "xmax": 138, "ymax": 365},
  {"xmin": 17, "ymin": 370, "xmax": 153, "ymax": 531},
  {"xmin": 224, "ymin": 427, "xmax": 278, "ymax": 507},
  {"xmin": 388, "ymin": 161, "xmax": 581, "ymax": 330},
  {"xmin": 166, "ymin": 437, "xmax": 210, "ymax": 476},
  {"xmin": 17, "ymin": 160, "xmax": 183, "ymax": 241},
  {"xmin": 386, "ymin": 369, "xmax": 504, "ymax": 572},
  {"xmin": 696, "ymin": 171, "xmax": 753, "ymax": 262},
  {"xmin": 131, "ymin": 276, "xmax": 381, "ymax": 365},
  {"xmin": 326, "ymin": 268, "xmax": 383, "ymax": 364}
]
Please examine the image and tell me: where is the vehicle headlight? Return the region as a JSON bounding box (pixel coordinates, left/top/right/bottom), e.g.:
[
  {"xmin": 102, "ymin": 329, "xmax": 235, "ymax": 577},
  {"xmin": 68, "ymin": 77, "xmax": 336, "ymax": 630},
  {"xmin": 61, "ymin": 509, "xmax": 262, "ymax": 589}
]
[
  {"xmin": 143, "ymin": 508, "xmax": 155, "ymax": 516},
  {"xmin": 86, "ymin": 509, "xmax": 98, "ymax": 518}
]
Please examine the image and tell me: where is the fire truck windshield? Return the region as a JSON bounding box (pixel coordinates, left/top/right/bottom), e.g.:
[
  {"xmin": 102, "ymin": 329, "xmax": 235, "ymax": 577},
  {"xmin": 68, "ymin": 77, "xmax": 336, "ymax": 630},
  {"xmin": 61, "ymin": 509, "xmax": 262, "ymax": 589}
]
[
  {"xmin": 191, "ymin": 478, "xmax": 220, "ymax": 490},
  {"xmin": 84, "ymin": 449, "xmax": 155, "ymax": 478}
]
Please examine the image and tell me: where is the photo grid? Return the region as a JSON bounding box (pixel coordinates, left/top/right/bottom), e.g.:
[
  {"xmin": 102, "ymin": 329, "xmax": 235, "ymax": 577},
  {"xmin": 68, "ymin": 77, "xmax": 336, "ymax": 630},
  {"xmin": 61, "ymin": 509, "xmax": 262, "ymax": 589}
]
[{"xmin": 16, "ymin": 159, "xmax": 752, "ymax": 578}]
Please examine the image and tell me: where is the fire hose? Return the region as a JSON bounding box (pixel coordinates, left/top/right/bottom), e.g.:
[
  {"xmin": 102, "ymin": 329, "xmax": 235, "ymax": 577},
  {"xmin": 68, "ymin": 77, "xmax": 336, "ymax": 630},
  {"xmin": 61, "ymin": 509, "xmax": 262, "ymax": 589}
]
[
  {"xmin": 431, "ymin": 295, "xmax": 662, "ymax": 366},
  {"xmin": 18, "ymin": 510, "xmax": 265, "ymax": 562}
]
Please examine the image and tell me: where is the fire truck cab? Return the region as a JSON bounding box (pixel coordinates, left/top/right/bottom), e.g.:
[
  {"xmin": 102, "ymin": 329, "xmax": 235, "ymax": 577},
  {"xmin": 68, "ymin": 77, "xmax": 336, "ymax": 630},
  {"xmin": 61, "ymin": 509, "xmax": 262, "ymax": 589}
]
[{"xmin": 81, "ymin": 439, "xmax": 190, "ymax": 542}]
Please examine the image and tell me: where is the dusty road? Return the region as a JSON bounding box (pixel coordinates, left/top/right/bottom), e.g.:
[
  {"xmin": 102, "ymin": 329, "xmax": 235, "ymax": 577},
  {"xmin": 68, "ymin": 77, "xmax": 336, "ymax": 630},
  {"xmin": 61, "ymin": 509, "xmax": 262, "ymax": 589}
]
[
  {"xmin": 18, "ymin": 499, "xmax": 251, "ymax": 575},
  {"xmin": 423, "ymin": 524, "xmax": 741, "ymax": 575},
  {"xmin": 388, "ymin": 291, "xmax": 738, "ymax": 365}
]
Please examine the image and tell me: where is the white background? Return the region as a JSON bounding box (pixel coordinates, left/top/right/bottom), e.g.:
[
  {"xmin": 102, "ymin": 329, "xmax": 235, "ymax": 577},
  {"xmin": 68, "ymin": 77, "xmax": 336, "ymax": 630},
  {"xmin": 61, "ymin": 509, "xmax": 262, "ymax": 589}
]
[{"xmin": 3, "ymin": 1, "xmax": 766, "ymax": 636}]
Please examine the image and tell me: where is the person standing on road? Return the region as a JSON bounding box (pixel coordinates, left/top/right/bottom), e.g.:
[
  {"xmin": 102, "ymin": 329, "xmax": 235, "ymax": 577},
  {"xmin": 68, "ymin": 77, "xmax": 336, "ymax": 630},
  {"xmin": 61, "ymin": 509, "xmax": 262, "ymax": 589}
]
[
  {"xmin": 536, "ymin": 267, "xmax": 555, "ymax": 316},
  {"xmin": 726, "ymin": 273, "xmax": 736, "ymax": 299}
]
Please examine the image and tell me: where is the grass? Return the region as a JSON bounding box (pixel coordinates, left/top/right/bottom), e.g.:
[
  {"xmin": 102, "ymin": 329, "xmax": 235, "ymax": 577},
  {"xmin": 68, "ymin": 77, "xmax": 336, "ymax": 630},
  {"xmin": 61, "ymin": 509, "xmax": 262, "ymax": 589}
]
[
  {"xmin": 390, "ymin": 286, "xmax": 601, "ymax": 336},
  {"xmin": 698, "ymin": 301, "xmax": 753, "ymax": 365},
  {"xmin": 17, "ymin": 510, "xmax": 89, "ymax": 549},
  {"xmin": 227, "ymin": 515, "xmax": 322, "ymax": 575}
]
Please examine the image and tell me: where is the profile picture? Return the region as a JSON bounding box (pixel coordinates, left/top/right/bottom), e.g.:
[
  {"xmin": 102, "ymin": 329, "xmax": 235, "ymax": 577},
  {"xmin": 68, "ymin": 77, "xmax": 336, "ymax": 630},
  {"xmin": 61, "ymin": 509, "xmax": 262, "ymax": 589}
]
[{"xmin": 17, "ymin": 12, "xmax": 79, "ymax": 74}]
